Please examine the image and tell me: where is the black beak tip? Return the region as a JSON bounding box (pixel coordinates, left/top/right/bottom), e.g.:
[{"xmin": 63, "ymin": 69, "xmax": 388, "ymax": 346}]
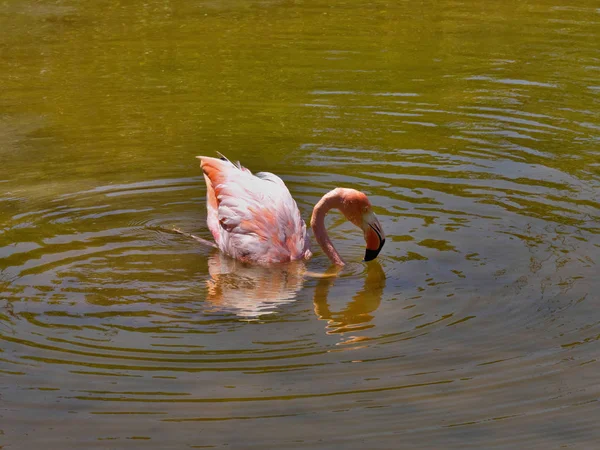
[{"xmin": 363, "ymin": 239, "xmax": 385, "ymax": 262}]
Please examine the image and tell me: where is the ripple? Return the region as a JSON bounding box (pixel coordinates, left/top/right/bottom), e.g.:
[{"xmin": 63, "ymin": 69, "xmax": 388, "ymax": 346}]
[{"xmin": 465, "ymin": 75, "xmax": 559, "ymax": 89}]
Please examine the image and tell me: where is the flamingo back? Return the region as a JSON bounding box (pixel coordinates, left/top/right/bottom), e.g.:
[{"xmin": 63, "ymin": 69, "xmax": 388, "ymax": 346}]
[{"xmin": 198, "ymin": 156, "xmax": 311, "ymax": 264}]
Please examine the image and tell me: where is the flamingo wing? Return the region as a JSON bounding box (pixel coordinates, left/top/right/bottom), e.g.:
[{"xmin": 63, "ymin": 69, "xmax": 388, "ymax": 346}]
[{"xmin": 198, "ymin": 156, "xmax": 311, "ymax": 264}]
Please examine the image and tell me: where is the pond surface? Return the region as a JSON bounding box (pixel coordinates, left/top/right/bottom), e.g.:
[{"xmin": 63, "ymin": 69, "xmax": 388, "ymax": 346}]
[{"xmin": 1, "ymin": 0, "xmax": 599, "ymax": 448}]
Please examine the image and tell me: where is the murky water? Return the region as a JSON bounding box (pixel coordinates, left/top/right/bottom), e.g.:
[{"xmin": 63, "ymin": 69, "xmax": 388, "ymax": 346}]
[{"xmin": 1, "ymin": 0, "xmax": 599, "ymax": 448}]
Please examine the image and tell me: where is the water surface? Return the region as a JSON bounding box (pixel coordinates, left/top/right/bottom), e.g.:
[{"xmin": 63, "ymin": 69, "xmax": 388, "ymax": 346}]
[{"xmin": 1, "ymin": 0, "xmax": 599, "ymax": 448}]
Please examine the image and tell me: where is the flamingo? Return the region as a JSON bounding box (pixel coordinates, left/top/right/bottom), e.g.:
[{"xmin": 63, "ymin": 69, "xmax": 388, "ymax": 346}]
[{"xmin": 191, "ymin": 154, "xmax": 385, "ymax": 266}]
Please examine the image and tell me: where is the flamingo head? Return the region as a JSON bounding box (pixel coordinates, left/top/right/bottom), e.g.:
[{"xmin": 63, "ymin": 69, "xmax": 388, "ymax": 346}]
[
  {"xmin": 335, "ymin": 188, "xmax": 386, "ymax": 262},
  {"xmin": 362, "ymin": 209, "xmax": 386, "ymax": 261}
]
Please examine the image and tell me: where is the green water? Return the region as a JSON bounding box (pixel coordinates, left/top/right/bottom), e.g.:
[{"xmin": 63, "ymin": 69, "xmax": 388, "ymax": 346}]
[{"xmin": 1, "ymin": 0, "xmax": 599, "ymax": 448}]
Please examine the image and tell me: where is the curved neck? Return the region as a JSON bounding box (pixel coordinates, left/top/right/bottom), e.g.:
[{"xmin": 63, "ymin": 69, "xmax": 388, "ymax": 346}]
[{"xmin": 311, "ymin": 191, "xmax": 345, "ymax": 266}]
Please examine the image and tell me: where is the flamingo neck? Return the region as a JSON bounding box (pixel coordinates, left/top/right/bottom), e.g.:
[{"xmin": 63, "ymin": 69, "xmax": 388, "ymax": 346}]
[{"xmin": 311, "ymin": 190, "xmax": 345, "ymax": 266}]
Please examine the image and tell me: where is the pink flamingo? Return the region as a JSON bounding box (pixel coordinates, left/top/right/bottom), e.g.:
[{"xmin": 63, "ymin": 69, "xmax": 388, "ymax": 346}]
[{"xmin": 192, "ymin": 154, "xmax": 385, "ymax": 266}]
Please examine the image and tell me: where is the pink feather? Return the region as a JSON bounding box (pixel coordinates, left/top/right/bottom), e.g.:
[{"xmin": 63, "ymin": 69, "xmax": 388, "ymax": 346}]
[{"xmin": 198, "ymin": 156, "xmax": 312, "ymax": 265}]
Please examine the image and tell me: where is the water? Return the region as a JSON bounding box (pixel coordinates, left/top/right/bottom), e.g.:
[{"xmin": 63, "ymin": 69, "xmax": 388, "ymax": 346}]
[{"xmin": 1, "ymin": 0, "xmax": 599, "ymax": 448}]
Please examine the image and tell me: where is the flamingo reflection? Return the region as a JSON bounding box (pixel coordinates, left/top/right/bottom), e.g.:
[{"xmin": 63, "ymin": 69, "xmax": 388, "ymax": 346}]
[
  {"xmin": 204, "ymin": 252, "xmax": 306, "ymax": 317},
  {"xmin": 204, "ymin": 252, "xmax": 386, "ymax": 331},
  {"xmin": 312, "ymin": 261, "xmax": 386, "ymax": 335}
]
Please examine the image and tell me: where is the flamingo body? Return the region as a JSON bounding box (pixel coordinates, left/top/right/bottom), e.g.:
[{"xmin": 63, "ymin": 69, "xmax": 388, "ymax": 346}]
[{"xmin": 200, "ymin": 156, "xmax": 311, "ymax": 265}]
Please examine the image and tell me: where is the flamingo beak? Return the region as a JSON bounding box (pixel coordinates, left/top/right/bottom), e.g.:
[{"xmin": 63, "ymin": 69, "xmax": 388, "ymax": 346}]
[{"xmin": 363, "ymin": 212, "xmax": 385, "ymax": 262}]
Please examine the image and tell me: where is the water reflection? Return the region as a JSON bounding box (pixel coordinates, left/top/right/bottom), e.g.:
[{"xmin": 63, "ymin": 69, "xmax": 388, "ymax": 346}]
[
  {"xmin": 204, "ymin": 252, "xmax": 306, "ymax": 317},
  {"xmin": 204, "ymin": 251, "xmax": 386, "ymax": 332},
  {"xmin": 313, "ymin": 262, "xmax": 386, "ymax": 335}
]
